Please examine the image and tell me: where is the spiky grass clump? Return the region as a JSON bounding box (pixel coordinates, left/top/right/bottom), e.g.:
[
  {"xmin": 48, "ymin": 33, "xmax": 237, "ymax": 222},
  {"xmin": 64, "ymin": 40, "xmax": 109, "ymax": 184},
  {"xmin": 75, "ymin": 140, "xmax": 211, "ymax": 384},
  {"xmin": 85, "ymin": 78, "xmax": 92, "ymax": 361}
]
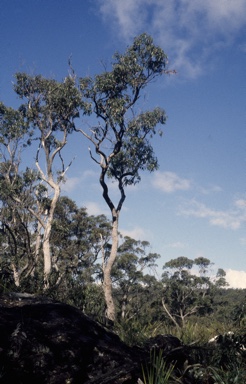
[{"xmin": 141, "ymin": 349, "xmax": 174, "ymax": 384}]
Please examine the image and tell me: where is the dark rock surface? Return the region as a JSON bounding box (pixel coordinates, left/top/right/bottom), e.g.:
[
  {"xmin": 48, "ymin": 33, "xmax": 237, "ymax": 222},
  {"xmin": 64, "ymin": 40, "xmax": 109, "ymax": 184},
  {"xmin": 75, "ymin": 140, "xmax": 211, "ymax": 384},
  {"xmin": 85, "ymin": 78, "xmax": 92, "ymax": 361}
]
[{"xmin": 0, "ymin": 294, "xmax": 145, "ymax": 383}]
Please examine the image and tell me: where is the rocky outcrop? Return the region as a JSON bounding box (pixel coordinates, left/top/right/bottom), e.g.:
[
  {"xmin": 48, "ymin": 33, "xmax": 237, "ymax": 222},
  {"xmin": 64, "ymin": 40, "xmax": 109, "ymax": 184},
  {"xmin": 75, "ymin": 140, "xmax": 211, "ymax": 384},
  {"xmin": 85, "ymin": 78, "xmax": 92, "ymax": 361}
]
[{"xmin": 0, "ymin": 294, "xmax": 189, "ymax": 383}]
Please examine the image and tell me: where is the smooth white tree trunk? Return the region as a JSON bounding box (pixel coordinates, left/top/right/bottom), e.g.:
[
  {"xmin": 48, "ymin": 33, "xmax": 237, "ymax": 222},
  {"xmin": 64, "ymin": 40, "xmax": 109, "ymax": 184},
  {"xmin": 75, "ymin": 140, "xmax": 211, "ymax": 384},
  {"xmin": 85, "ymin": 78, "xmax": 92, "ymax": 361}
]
[
  {"xmin": 42, "ymin": 183, "xmax": 60, "ymax": 290},
  {"xmin": 103, "ymin": 210, "xmax": 119, "ymax": 323}
]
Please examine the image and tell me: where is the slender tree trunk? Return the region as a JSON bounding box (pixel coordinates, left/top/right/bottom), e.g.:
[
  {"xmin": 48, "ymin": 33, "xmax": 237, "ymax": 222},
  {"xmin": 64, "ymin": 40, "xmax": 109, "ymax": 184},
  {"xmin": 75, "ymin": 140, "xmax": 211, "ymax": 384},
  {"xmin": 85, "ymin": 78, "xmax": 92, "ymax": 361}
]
[
  {"xmin": 11, "ymin": 263, "xmax": 20, "ymax": 287},
  {"xmin": 42, "ymin": 183, "xmax": 60, "ymax": 290},
  {"xmin": 161, "ymin": 298, "xmax": 181, "ymax": 329},
  {"xmin": 103, "ymin": 209, "xmax": 119, "ymax": 323},
  {"xmin": 121, "ymin": 292, "xmax": 128, "ymax": 320},
  {"xmin": 31, "ymin": 220, "xmax": 42, "ymax": 277},
  {"xmin": 42, "ymin": 228, "xmax": 52, "ymax": 289}
]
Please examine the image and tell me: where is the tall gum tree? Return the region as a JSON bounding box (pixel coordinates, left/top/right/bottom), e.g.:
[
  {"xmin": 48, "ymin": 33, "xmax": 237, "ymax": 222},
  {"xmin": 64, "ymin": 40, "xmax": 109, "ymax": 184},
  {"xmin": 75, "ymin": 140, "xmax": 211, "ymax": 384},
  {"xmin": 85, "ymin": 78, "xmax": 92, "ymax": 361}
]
[
  {"xmin": 0, "ymin": 102, "xmax": 36, "ymax": 285},
  {"xmin": 111, "ymin": 236, "xmax": 160, "ymax": 320},
  {"xmin": 77, "ymin": 34, "xmax": 169, "ymax": 322},
  {"xmin": 14, "ymin": 74, "xmax": 83, "ymax": 288},
  {"xmin": 162, "ymin": 256, "xmax": 228, "ymax": 328}
]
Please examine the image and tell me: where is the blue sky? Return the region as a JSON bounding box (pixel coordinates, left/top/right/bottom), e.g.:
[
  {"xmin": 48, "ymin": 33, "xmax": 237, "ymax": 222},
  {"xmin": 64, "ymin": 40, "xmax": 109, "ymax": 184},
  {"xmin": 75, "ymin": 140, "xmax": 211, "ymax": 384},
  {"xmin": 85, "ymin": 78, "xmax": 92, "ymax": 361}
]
[{"xmin": 1, "ymin": 0, "xmax": 246, "ymax": 287}]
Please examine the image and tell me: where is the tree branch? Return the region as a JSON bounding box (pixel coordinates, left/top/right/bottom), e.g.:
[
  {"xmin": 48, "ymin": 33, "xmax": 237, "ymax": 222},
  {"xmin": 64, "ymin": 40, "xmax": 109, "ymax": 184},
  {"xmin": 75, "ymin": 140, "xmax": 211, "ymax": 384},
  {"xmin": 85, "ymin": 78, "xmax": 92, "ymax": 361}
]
[{"xmin": 161, "ymin": 298, "xmax": 181, "ymax": 329}]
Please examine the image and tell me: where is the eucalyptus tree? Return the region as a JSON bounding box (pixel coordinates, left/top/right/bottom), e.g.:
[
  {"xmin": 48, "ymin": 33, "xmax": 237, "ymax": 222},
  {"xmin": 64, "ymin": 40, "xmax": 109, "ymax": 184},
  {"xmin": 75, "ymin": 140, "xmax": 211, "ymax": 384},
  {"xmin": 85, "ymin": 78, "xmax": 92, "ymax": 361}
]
[
  {"xmin": 0, "ymin": 174, "xmax": 35, "ymax": 287},
  {"xmin": 111, "ymin": 236, "xmax": 160, "ymax": 320},
  {"xmin": 43, "ymin": 196, "xmax": 112, "ymax": 311},
  {"xmin": 0, "ymin": 102, "xmax": 38, "ymax": 286},
  {"xmin": 162, "ymin": 256, "xmax": 228, "ymax": 328},
  {"xmin": 13, "ymin": 74, "xmax": 83, "ymax": 288},
  {"xmin": 77, "ymin": 33, "xmax": 168, "ymax": 322},
  {"xmin": 50, "ymin": 196, "xmax": 111, "ymax": 287}
]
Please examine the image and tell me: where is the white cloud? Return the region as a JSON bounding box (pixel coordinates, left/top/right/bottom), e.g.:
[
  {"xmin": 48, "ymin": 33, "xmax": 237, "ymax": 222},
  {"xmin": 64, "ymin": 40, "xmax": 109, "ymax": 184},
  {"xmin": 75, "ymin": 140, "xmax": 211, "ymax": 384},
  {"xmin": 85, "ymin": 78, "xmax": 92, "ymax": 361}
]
[
  {"xmin": 235, "ymin": 199, "xmax": 246, "ymax": 208},
  {"xmin": 198, "ymin": 185, "xmax": 222, "ymax": 195},
  {"xmin": 99, "ymin": 0, "xmax": 145, "ymax": 38},
  {"xmin": 239, "ymin": 42, "xmax": 246, "ymax": 52},
  {"xmin": 225, "ymin": 269, "xmax": 246, "ymax": 289},
  {"xmin": 179, "ymin": 199, "xmax": 246, "ymax": 230},
  {"xmin": 120, "ymin": 226, "xmax": 151, "ymax": 241},
  {"xmin": 61, "ymin": 177, "xmax": 81, "ymax": 193},
  {"xmin": 239, "ymin": 237, "xmax": 246, "ymax": 245},
  {"xmin": 98, "ymin": 0, "xmax": 246, "ymax": 77},
  {"xmin": 61, "ymin": 170, "xmax": 98, "ymax": 193},
  {"xmin": 166, "ymin": 241, "xmax": 187, "ymax": 249},
  {"xmin": 82, "ymin": 170, "xmax": 98, "ymax": 179},
  {"xmin": 152, "ymin": 171, "xmax": 191, "ymax": 193},
  {"xmin": 85, "ymin": 201, "xmax": 108, "ymax": 216}
]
